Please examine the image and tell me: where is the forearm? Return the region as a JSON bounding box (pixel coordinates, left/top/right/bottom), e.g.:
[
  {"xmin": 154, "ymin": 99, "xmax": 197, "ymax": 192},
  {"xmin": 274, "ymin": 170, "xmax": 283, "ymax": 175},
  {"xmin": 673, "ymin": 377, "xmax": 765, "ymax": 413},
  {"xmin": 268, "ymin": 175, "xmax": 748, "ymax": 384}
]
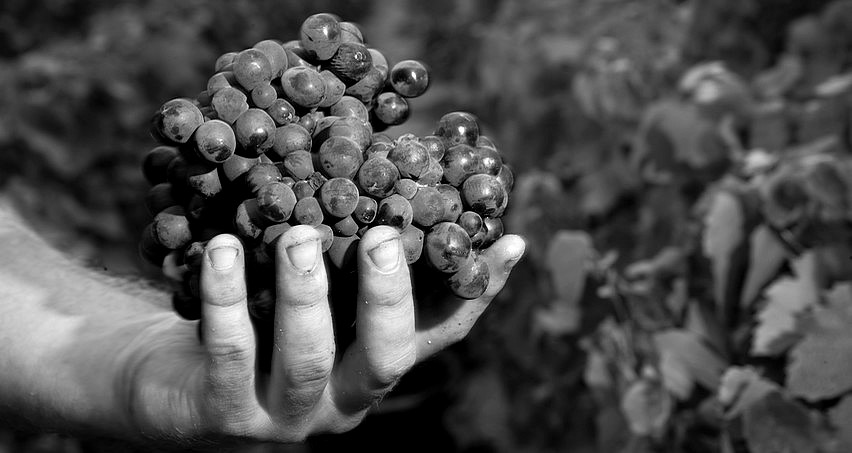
[{"xmin": 0, "ymin": 210, "xmax": 180, "ymax": 439}]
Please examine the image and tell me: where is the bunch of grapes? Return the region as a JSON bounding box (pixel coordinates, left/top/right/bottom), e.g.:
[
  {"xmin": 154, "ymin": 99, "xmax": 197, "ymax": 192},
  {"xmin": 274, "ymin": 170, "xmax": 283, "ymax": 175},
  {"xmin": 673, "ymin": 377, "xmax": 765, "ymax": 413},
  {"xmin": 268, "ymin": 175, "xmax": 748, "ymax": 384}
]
[{"xmin": 139, "ymin": 13, "xmax": 514, "ymax": 323}]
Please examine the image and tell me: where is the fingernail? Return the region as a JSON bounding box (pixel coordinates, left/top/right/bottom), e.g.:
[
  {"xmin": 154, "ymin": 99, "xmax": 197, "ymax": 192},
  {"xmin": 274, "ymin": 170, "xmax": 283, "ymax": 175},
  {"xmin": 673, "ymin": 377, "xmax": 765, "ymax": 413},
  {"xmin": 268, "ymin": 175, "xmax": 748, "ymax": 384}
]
[
  {"xmin": 208, "ymin": 246, "xmax": 239, "ymax": 270},
  {"xmin": 287, "ymin": 239, "xmax": 319, "ymax": 272},
  {"xmin": 368, "ymin": 238, "xmax": 400, "ymax": 272}
]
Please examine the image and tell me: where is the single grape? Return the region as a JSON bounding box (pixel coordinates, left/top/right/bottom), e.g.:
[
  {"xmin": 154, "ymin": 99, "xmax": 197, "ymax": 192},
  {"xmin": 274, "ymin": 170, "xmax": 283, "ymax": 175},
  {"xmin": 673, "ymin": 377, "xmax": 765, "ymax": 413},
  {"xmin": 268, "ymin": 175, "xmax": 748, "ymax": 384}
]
[
  {"xmin": 283, "ymin": 44, "xmax": 317, "ymax": 70},
  {"xmin": 292, "ymin": 180, "xmax": 316, "ymax": 199},
  {"xmin": 496, "ymin": 164, "xmax": 515, "ymax": 193},
  {"xmin": 420, "ymin": 135, "xmax": 446, "ymax": 161},
  {"xmin": 151, "ymin": 98, "xmax": 204, "ymax": 144},
  {"xmin": 234, "ymin": 108, "xmax": 276, "ymax": 155},
  {"xmin": 325, "ymin": 116, "xmax": 372, "ymax": 151},
  {"xmin": 368, "ymin": 48, "xmax": 389, "ymax": 76},
  {"xmin": 447, "ymin": 255, "xmax": 490, "ymax": 299},
  {"xmin": 345, "ymin": 67, "xmax": 386, "ymax": 103},
  {"xmin": 375, "ymin": 194, "xmax": 413, "ymax": 230},
  {"xmin": 394, "ymin": 178, "xmax": 419, "ymax": 199},
  {"xmin": 262, "ymin": 223, "xmax": 293, "ymax": 256},
  {"xmin": 233, "ymin": 48, "xmax": 274, "ymax": 91},
  {"xmin": 234, "ymin": 199, "xmax": 265, "ymax": 240},
  {"xmin": 332, "ymin": 215, "xmax": 359, "ymax": 237},
  {"xmin": 328, "ymin": 42, "xmax": 373, "ymax": 84},
  {"xmin": 314, "ymin": 223, "xmax": 334, "ymax": 252},
  {"xmin": 293, "ymin": 196, "xmax": 324, "ymax": 226},
  {"xmin": 282, "ymin": 150, "xmax": 315, "ymax": 180},
  {"xmin": 251, "ymin": 83, "xmax": 278, "ymax": 109},
  {"xmin": 186, "ymin": 160, "xmax": 223, "ymax": 199},
  {"xmin": 357, "ymin": 156, "xmax": 399, "ymax": 198},
  {"xmin": 480, "ymin": 217, "xmax": 504, "ymax": 248},
  {"xmin": 339, "ymin": 21, "xmax": 364, "ymax": 44},
  {"xmin": 142, "ymin": 146, "xmax": 180, "ymax": 185},
  {"xmin": 139, "ymin": 223, "xmax": 170, "ymax": 266},
  {"xmin": 214, "ymin": 52, "xmax": 238, "ymax": 72},
  {"xmin": 196, "ymin": 90, "xmax": 212, "ymax": 107},
  {"xmin": 390, "ymin": 60, "xmax": 430, "ymax": 98},
  {"xmin": 318, "ymin": 70, "xmax": 346, "ymax": 108},
  {"xmin": 257, "ymin": 181, "xmax": 297, "ymax": 222},
  {"xmin": 434, "ymin": 111, "xmax": 479, "ymax": 148},
  {"xmin": 145, "ymin": 183, "xmax": 177, "ymax": 216},
  {"xmin": 153, "ymin": 206, "xmax": 193, "ymax": 250},
  {"xmin": 253, "ymin": 39, "xmax": 289, "ymax": 78},
  {"xmin": 353, "ymin": 196, "xmax": 378, "ymax": 224},
  {"xmin": 400, "ymin": 224, "xmax": 425, "ymax": 264},
  {"xmin": 299, "ymin": 13, "xmax": 342, "ymax": 61},
  {"xmin": 220, "ymin": 154, "xmax": 260, "ymax": 183},
  {"xmin": 364, "ymin": 141, "xmax": 393, "ymax": 160},
  {"xmin": 441, "ymin": 144, "xmax": 478, "ymax": 186},
  {"xmin": 418, "ymin": 159, "xmax": 444, "ymax": 186},
  {"xmin": 207, "ymin": 71, "xmax": 236, "ymax": 95},
  {"xmin": 409, "ymin": 185, "xmax": 446, "ymax": 227},
  {"xmin": 271, "ymin": 123, "xmax": 312, "ymax": 158},
  {"xmin": 474, "ymin": 145, "xmax": 502, "ymax": 176},
  {"xmin": 373, "ymin": 92, "xmax": 410, "ymax": 126},
  {"xmin": 461, "ymin": 174, "xmax": 507, "ymax": 218},
  {"xmin": 457, "ymin": 211, "xmax": 484, "ymax": 237},
  {"xmin": 436, "ymin": 184, "xmax": 463, "ymax": 222},
  {"xmin": 281, "ymin": 66, "xmax": 326, "ymax": 108},
  {"xmin": 267, "ymin": 98, "xmax": 297, "ymax": 126},
  {"xmin": 327, "ymin": 234, "xmax": 359, "ymax": 269},
  {"xmin": 183, "ymin": 241, "xmax": 207, "ymax": 271},
  {"xmin": 317, "ymin": 136, "xmax": 363, "ymax": 179},
  {"xmin": 318, "ymin": 177, "xmax": 359, "ymax": 218},
  {"xmin": 424, "ymin": 222, "xmax": 472, "ymax": 273},
  {"xmin": 245, "ymin": 163, "xmax": 283, "ymax": 195},
  {"xmin": 211, "ymin": 86, "xmax": 249, "ymax": 124},
  {"xmin": 388, "ymin": 138, "xmax": 430, "ymax": 178},
  {"xmin": 194, "ymin": 119, "xmax": 236, "ymax": 163},
  {"xmin": 329, "ymin": 95, "xmax": 369, "ymax": 123}
]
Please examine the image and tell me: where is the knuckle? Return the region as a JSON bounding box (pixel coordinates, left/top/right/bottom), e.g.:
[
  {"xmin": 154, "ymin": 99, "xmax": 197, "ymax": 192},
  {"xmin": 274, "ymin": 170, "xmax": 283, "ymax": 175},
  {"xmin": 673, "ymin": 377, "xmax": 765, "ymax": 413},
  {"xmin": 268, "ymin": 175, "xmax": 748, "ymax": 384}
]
[
  {"xmin": 203, "ymin": 283, "xmax": 247, "ymax": 307},
  {"xmin": 287, "ymin": 352, "xmax": 334, "ymax": 388},
  {"xmin": 206, "ymin": 337, "xmax": 254, "ymax": 364},
  {"xmin": 369, "ymin": 348, "xmax": 416, "ymax": 388}
]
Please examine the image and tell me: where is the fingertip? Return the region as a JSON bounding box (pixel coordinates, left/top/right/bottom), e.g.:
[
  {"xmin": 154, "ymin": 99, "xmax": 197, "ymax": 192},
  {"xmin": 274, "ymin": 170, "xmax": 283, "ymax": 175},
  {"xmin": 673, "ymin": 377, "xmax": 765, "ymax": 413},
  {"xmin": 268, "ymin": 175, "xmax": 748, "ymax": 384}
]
[
  {"xmin": 359, "ymin": 225, "xmax": 400, "ymax": 249},
  {"xmin": 204, "ymin": 234, "xmax": 244, "ymax": 272},
  {"xmin": 484, "ymin": 234, "xmax": 526, "ymax": 270},
  {"xmin": 275, "ymin": 224, "xmax": 323, "ymax": 274},
  {"xmin": 359, "ymin": 226, "xmax": 403, "ymax": 274}
]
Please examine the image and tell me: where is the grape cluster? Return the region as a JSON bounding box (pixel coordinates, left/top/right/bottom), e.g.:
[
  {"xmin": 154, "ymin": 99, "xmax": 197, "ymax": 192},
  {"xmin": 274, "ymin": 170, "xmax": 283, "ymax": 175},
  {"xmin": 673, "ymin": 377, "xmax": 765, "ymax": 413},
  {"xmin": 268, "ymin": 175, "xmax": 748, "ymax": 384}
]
[{"xmin": 139, "ymin": 13, "xmax": 514, "ymax": 322}]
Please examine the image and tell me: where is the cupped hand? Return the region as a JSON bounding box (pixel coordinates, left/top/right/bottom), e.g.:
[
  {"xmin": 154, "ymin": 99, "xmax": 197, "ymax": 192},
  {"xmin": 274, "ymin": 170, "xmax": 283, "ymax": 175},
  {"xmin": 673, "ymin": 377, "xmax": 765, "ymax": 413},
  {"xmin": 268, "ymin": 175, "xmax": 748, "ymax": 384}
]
[{"xmin": 120, "ymin": 224, "xmax": 525, "ymax": 446}]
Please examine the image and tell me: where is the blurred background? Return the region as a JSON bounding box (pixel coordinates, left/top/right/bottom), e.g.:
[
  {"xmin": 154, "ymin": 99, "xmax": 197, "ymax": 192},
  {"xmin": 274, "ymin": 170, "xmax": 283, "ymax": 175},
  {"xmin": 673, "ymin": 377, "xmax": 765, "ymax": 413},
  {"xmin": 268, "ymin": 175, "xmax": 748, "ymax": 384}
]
[{"xmin": 5, "ymin": 0, "xmax": 852, "ymax": 452}]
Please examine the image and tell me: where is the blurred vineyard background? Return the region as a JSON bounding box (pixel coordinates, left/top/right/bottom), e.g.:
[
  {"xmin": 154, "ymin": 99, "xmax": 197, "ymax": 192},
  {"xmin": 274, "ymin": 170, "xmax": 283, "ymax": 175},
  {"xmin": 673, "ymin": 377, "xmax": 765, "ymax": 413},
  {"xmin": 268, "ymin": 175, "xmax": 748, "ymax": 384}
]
[{"xmin": 5, "ymin": 0, "xmax": 852, "ymax": 452}]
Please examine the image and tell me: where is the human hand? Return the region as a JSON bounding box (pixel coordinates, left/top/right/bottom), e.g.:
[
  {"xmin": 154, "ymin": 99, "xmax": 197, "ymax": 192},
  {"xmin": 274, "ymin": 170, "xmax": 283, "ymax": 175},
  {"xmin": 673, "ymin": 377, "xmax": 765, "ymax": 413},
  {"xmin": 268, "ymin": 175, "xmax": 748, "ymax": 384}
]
[{"xmin": 119, "ymin": 224, "xmax": 525, "ymax": 446}]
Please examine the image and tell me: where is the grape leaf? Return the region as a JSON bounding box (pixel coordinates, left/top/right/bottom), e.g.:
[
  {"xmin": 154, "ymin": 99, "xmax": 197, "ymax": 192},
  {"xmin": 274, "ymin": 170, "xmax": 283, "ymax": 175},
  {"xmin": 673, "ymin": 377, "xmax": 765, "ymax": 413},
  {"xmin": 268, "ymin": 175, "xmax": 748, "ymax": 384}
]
[
  {"xmin": 620, "ymin": 378, "xmax": 673, "ymax": 437},
  {"xmin": 787, "ymin": 291, "xmax": 852, "ymax": 401},
  {"xmin": 751, "ymin": 252, "xmax": 819, "ymax": 356},
  {"xmin": 658, "ymin": 348, "xmax": 694, "ymax": 400},
  {"xmin": 653, "ymin": 329, "xmax": 727, "ymax": 391},
  {"xmin": 743, "ymin": 391, "xmax": 818, "ymax": 453},
  {"xmin": 740, "ymin": 224, "xmax": 790, "ymax": 309},
  {"xmin": 684, "ymin": 299, "xmax": 727, "ymax": 357},
  {"xmin": 718, "ymin": 366, "xmax": 778, "ymax": 419},
  {"xmin": 701, "ymin": 190, "xmax": 745, "ymax": 322}
]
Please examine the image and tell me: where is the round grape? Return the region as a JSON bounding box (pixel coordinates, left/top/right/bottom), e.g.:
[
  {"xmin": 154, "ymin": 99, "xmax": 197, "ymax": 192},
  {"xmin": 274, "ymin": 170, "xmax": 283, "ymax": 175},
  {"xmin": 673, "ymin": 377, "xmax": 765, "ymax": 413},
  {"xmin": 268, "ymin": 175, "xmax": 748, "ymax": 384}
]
[
  {"xmin": 143, "ymin": 146, "xmax": 179, "ymax": 185},
  {"xmin": 329, "ymin": 95, "xmax": 370, "ymax": 123},
  {"xmin": 299, "ymin": 13, "xmax": 342, "ymax": 61},
  {"xmin": 151, "ymin": 98, "xmax": 204, "ymax": 144},
  {"xmin": 319, "ymin": 177, "xmax": 359, "ymax": 218},
  {"xmin": 388, "ymin": 138, "xmax": 430, "ymax": 178},
  {"xmin": 434, "ymin": 111, "xmax": 479, "ymax": 148},
  {"xmin": 253, "ymin": 39, "xmax": 289, "ymax": 78},
  {"xmin": 400, "ymin": 224, "xmax": 425, "ymax": 264},
  {"xmin": 194, "ymin": 119, "xmax": 236, "ymax": 163},
  {"xmin": 282, "ymin": 150, "xmax": 315, "ymax": 180},
  {"xmin": 457, "ymin": 211, "xmax": 484, "ymax": 237},
  {"xmin": 441, "ymin": 144, "xmax": 478, "ymax": 186},
  {"xmin": 257, "ymin": 181, "xmax": 297, "ymax": 222},
  {"xmin": 153, "ymin": 206, "xmax": 193, "ymax": 250},
  {"xmin": 375, "ymin": 194, "xmax": 413, "ymax": 230},
  {"xmin": 357, "ymin": 156, "xmax": 399, "ymax": 198},
  {"xmin": 211, "ymin": 86, "xmax": 249, "ymax": 124},
  {"xmin": 234, "ymin": 108, "xmax": 276, "ymax": 155},
  {"xmin": 245, "ymin": 163, "xmax": 283, "ymax": 195},
  {"xmin": 267, "ymin": 99, "xmax": 297, "ymax": 126},
  {"xmin": 233, "ymin": 48, "xmax": 274, "ymax": 91},
  {"xmin": 409, "ymin": 185, "xmax": 446, "ymax": 227},
  {"xmin": 317, "ymin": 136, "xmax": 363, "ymax": 179},
  {"xmin": 390, "ymin": 60, "xmax": 430, "ymax": 97},
  {"xmin": 281, "ymin": 66, "xmax": 326, "ymax": 108},
  {"xmin": 424, "ymin": 222, "xmax": 472, "ymax": 273},
  {"xmin": 271, "ymin": 123, "xmax": 312, "ymax": 157},
  {"xmin": 461, "ymin": 174, "xmax": 507, "ymax": 218},
  {"xmin": 293, "ymin": 197, "xmax": 324, "ymax": 226},
  {"xmin": 353, "ymin": 196, "xmax": 378, "ymax": 224},
  {"xmin": 447, "ymin": 255, "xmax": 490, "ymax": 299},
  {"xmin": 374, "ymin": 92, "xmax": 410, "ymax": 126},
  {"xmin": 328, "ymin": 42, "xmax": 373, "ymax": 83}
]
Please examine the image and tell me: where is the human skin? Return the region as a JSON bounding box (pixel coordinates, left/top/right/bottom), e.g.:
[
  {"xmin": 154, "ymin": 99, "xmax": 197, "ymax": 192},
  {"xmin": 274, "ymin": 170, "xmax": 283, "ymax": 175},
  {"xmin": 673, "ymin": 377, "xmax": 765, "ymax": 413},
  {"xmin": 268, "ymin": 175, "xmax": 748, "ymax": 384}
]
[{"xmin": 0, "ymin": 202, "xmax": 525, "ymax": 449}]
